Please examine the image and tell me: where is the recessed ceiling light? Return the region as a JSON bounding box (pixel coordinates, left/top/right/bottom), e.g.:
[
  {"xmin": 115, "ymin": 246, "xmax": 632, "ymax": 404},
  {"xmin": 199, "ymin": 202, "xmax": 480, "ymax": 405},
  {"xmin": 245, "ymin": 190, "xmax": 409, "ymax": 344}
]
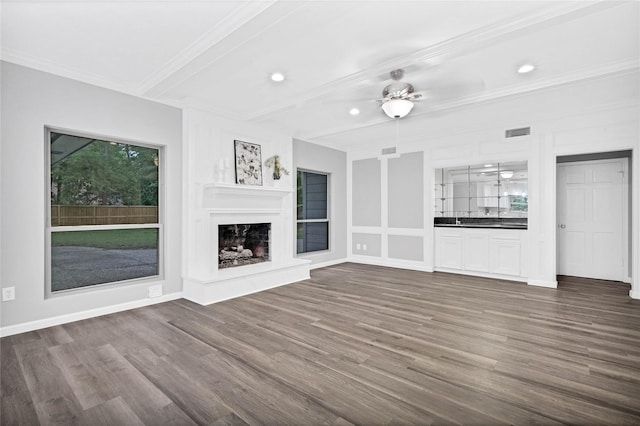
[
  {"xmin": 518, "ymin": 64, "xmax": 535, "ymax": 74},
  {"xmin": 484, "ymin": 164, "xmax": 493, "ymax": 167},
  {"xmin": 349, "ymin": 108, "xmax": 360, "ymax": 116},
  {"xmin": 271, "ymin": 72, "xmax": 285, "ymax": 82}
]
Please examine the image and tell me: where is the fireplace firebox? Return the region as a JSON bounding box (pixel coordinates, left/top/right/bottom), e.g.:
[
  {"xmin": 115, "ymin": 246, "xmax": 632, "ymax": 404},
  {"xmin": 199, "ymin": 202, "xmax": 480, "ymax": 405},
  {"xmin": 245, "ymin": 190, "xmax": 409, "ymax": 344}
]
[{"xmin": 218, "ymin": 223, "xmax": 270, "ymax": 269}]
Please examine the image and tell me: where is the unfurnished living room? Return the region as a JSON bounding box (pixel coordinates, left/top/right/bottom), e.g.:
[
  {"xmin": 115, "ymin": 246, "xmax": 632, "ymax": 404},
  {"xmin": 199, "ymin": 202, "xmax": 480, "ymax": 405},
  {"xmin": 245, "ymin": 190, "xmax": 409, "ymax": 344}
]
[{"xmin": 1, "ymin": 1, "xmax": 639, "ymax": 425}]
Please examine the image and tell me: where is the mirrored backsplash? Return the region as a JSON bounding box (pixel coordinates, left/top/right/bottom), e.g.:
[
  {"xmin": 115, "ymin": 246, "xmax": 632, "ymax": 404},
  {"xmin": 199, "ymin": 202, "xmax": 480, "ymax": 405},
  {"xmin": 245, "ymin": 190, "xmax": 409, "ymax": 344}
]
[{"xmin": 434, "ymin": 161, "xmax": 528, "ymax": 218}]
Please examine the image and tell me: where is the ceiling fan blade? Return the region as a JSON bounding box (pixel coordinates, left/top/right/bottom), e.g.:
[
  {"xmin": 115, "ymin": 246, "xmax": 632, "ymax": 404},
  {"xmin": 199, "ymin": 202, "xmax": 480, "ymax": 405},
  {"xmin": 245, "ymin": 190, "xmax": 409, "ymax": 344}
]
[{"xmin": 420, "ymin": 80, "xmax": 486, "ymax": 100}]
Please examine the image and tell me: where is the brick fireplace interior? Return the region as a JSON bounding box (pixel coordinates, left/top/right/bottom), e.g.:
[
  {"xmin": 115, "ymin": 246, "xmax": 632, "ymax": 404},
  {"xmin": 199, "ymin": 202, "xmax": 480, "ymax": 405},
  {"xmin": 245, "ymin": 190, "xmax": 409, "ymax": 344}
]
[{"xmin": 218, "ymin": 223, "xmax": 271, "ymax": 269}]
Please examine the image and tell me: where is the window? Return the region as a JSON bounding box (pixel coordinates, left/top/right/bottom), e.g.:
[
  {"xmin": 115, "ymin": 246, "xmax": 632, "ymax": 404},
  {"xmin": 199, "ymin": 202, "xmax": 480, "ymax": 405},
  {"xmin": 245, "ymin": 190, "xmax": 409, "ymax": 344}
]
[
  {"xmin": 48, "ymin": 130, "xmax": 161, "ymax": 293},
  {"xmin": 297, "ymin": 170, "xmax": 329, "ymax": 254}
]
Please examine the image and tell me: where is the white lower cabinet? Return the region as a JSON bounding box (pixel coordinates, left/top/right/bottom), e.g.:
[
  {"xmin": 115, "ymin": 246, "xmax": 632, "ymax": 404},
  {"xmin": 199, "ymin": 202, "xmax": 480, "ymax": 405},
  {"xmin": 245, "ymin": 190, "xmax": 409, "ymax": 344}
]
[
  {"xmin": 435, "ymin": 231, "xmax": 462, "ymax": 269},
  {"xmin": 435, "ymin": 227, "xmax": 527, "ymax": 280},
  {"xmin": 490, "ymin": 237, "xmax": 521, "ymax": 276},
  {"xmin": 462, "ymin": 229, "xmax": 490, "ymax": 272}
]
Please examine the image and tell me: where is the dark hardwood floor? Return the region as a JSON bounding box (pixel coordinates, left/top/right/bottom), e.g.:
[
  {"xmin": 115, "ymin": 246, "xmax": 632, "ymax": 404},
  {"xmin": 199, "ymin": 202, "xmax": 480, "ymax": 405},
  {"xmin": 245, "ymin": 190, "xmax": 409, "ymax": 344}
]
[{"xmin": 2, "ymin": 263, "xmax": 640, "ymax": 425}]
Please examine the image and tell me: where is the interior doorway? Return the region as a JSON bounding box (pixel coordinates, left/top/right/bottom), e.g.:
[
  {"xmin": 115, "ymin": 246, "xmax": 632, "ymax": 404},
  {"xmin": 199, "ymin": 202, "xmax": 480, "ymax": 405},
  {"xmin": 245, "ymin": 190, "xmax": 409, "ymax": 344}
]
[{"xmin": 556, "ymin": 151, "xmax": 630, "ymax": 282}]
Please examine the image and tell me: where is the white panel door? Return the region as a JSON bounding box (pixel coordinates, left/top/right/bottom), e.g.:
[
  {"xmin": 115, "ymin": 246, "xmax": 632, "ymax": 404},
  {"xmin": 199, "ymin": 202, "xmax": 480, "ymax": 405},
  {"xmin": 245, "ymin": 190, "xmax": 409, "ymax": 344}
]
[{"xmin": 557, "ymin": 159, "xmax": 625, "ymax": 281}]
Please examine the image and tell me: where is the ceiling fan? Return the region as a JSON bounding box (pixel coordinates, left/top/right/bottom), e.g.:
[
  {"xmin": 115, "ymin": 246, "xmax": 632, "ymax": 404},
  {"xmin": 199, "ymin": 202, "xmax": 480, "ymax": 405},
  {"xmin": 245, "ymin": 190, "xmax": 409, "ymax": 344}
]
[
  {"xmin": 373, "ymin": 66, "xmax": 486, "ymax": 120},
  {"xmin": 378, "ymin": 69, "xmax": 424, "ymax": 119}
]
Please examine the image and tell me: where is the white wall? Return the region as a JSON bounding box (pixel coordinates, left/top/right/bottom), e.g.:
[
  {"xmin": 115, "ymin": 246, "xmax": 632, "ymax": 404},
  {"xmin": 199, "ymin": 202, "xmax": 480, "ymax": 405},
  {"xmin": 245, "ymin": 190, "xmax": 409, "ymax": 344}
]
[
  {"xmin": 1, "ymin": 59, "xmax": 637, "ymax": 338},
  {"xmin": 182, "ymin": 108, "xmax": 298, "ymax": 281},
  {"xmin": 293, "ymin": 139, "xmax": 347, "ymax": 267},
  {"xmin": 0, "ymin": 62, "xmax": 183, "ymax": 333},
  {"xmin": 347, "ymin": 72, "xmax": 640, "ymax": 297}
]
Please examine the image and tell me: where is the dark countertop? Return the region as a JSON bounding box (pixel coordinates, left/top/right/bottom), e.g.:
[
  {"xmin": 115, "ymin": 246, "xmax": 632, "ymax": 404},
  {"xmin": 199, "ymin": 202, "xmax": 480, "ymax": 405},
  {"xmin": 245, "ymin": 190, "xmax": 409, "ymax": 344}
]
[
  {"xmin": 435, "ymin": 223, "xmax": 527, "ymax": 229},
  {"xmin": 434, "ymin": 217, "xmax": 527, "ymax": 230}
]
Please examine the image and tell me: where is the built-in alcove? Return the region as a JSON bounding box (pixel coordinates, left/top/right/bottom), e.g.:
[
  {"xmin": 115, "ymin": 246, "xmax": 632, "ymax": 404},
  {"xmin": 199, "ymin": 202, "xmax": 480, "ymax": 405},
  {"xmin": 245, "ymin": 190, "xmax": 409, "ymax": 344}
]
[
  {"xmin": 218, "ymin": 223, "xmax": 270, "ymax": 269},
  {"xmin": 434, "ymin": 161, "xmax": 528, "ymax": 219}
]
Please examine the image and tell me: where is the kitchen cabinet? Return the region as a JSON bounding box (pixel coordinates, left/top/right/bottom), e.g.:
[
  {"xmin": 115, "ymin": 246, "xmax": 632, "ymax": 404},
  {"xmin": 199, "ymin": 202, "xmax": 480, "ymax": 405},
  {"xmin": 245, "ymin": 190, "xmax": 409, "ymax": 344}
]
[
  {"xmin": 490, "ymin": 237, "xmax": 521, "ymax": 276},
  {"xmin": 435, "ymin": 227, "xmax": 527, "ymax": 280},
  {"xmin": 435, "ymin": 228, "xmax": 462, "ymax": 269},
  {"xmin": 462, "ymin": 229, "xmax": 490, "ymax": 272}
]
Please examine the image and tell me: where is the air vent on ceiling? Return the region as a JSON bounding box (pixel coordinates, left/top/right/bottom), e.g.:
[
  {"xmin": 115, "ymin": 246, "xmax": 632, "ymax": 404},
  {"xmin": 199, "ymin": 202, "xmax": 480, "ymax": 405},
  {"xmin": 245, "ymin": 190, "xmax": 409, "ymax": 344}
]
[
  {"xmin": 381, "ymin": 147, "xmax": 397, "ymax": 155},
  {"xmin": 505, "ymin": 127, "xmax": 530, "ymax": 138}
]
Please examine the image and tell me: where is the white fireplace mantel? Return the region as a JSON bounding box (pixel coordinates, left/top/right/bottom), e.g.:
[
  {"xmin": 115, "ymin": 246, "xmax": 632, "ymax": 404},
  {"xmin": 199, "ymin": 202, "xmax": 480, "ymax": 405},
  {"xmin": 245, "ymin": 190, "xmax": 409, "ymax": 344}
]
[
  {"xmin": 184, "ymin": 181, "xmax": 310, "ymax": 306},
  {"xmin": 200, "ymin": 183, "xmax": 293, "ymax": 212},
  {"xmin": 203, "ymin": 183, "xmax": 293, "ymax": 198}
]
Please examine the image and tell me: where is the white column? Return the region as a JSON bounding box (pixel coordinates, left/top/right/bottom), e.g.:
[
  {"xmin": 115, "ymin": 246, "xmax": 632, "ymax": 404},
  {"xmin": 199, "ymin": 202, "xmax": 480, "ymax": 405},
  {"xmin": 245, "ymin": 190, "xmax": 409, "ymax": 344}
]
[{"xmin": 527, "ymin": 132, "xmax": 558, "ymax": 288}]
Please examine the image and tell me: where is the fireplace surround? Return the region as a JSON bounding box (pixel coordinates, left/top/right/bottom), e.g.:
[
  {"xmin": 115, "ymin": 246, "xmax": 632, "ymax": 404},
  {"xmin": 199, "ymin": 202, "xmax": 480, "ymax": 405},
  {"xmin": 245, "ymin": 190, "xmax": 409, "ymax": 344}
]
[{"xmin": 183, "ymin": 183, "xmax": 311, "ymax": 305}]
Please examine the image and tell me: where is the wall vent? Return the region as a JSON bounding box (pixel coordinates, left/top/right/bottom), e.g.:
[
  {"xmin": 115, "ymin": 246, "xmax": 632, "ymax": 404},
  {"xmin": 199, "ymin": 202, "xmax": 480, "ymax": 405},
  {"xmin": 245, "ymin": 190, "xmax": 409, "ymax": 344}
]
[
  {"xmin": 505, "ymin": 127, "xmax": 531, "ymax": 138},
  {"xmin": 381, "ymin": 147, "xmax": 397, "ymax": 155}
]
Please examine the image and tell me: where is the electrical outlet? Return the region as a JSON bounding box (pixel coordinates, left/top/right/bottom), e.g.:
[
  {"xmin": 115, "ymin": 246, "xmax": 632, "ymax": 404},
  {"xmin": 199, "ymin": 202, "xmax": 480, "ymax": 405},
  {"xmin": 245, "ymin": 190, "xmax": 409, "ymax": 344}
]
[
  {"xmin": 148, "ymin": 284, "xmax": 163, "ymax": 298},
  {"xmin": 2, "ymin": 287, "xmax": 15, "ymax": 301},
  {"xmin": 356, "ymin": 243, "xmax": 361, "ymax": 250},
  {"xmin": 363, "ymin": 244, "xmax": 367, "ymax": 251}
]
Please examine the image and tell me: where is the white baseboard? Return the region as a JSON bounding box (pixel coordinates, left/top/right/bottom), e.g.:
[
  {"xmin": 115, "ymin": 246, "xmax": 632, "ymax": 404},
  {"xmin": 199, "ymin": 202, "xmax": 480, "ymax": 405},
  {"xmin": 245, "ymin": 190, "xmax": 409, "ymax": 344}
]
[
  {"xmin": 0, "ymin": 292, "xmax": 182, "ymax": 338},
  {"xmin": 434, "ymin": 267, "xmax": 528, "ymax": 283},
  {"xmin": 630, "ymin": 288, "xmax": 640, "ymax": 299},
  {"xmin": 527, "ymin": 279, "xmax": 558, "ymax": 288},
  {"xmin": 309, "ymin": 258, "xmax": 348, "ymax": 270},
  {"xmin": 348, "ymin": 256, "xmax": 434, "ymax": 272}
]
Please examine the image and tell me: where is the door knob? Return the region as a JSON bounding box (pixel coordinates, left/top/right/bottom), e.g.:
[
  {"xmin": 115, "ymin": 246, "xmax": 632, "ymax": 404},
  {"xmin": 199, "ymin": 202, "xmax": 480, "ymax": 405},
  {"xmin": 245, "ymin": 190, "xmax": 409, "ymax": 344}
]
[{"xmin": 558, "ymin": 224, "xmax": 566, "ymax": 229}]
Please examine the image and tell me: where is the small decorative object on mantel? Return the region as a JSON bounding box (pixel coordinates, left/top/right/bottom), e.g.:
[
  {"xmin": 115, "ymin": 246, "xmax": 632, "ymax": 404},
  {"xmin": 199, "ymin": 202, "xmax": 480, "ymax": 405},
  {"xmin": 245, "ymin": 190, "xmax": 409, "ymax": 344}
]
[
  {"xmin": 234, "ymin": 140, "xmax": 263, "ymax": 185},
  {"xmin": 264, "ymin": 155, "xmax": 289, "ymax": 180},
  {"xmin": 215, "ymin": 157, "xmax": 234, "ymax": 183}
]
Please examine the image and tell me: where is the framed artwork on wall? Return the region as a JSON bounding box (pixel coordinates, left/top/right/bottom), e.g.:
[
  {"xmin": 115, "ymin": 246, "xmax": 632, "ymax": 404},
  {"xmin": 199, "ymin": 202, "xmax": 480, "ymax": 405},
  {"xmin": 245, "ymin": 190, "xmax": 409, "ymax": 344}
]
[{"xmin": 234, "ymin": 140, "xmax": 263, "ymax": 185}]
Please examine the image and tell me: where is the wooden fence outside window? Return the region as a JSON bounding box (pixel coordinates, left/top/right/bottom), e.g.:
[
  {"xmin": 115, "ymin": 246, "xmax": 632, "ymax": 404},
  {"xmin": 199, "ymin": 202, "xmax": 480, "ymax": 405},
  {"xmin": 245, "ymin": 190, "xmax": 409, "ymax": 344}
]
[{"xmin": 51, "ymin": 205, "xmax": 158, "ymax": 226}]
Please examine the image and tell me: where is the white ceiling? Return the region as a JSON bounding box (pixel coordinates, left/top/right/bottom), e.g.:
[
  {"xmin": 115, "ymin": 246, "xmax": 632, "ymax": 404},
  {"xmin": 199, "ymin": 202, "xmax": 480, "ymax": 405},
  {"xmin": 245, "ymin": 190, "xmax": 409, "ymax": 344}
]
[{"xmin": 2, "ymin": 1, "xmax": 638, "ymax": 149}]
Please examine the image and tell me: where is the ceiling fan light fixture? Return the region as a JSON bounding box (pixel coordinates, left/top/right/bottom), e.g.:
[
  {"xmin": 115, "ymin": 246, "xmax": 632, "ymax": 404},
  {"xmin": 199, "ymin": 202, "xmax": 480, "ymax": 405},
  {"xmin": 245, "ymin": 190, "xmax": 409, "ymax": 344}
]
[{"xmin": 381, "ymin": 98, "xmax": 414, "ymax": 118}]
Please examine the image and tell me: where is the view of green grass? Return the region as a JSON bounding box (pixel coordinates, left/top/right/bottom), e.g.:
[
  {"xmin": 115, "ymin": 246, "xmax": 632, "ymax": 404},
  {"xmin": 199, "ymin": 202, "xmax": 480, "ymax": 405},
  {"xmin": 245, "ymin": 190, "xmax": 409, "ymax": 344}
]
[{"xmin": 52, "ymin": 228, "xmax": 158, "ymax": 249}]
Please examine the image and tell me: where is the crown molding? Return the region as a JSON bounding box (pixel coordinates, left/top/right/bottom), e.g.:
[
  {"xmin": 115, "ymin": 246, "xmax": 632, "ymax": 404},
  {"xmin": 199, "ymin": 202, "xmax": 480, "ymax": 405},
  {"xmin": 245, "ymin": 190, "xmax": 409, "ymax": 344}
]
[
  {"xmin": 140, "ymin": 0, "xmax": 306, "ymax": 99},
  {"xmin": 182, "ymin": 98, "xmax": 293, "ymax": 138},
  {"xmin": 245, "ymin": 1, "xmax": 626, "ymax": 122},
  {"xmin": 0, "ymin": 48, "xmax": 187, "ymax": 111},
  {"xmin": 421, "ymin": 58, "xmax": 639, "ymax": 113},
  {"xmin": 302, "ymin": 59, "xmax": 639, "ymax": 142},
  {"xmin": 1, "ymin": 47, "xmax": 135, "ymax": 94},
  {"xmin": 1, "ymin": 0, "xmax": 283, "ymax": 102},
  {"xmin": 180, "ymin": 96, "xmax": 247, "ymax": 122},
  {"xmin": 135, "ymin": 0, "xmax": 278, "ymax": 97}
]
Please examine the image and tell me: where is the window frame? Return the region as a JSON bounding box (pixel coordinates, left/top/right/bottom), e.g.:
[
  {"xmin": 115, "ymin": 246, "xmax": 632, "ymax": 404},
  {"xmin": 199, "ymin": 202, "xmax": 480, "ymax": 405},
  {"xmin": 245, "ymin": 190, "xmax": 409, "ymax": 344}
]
[
  {"xmin": 296, "ymin": 168, "xmax": 330, "ymax": 255},
  {"xmin": 45, "ymin": 127, "xmax": 164, "ymax": 297}
]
